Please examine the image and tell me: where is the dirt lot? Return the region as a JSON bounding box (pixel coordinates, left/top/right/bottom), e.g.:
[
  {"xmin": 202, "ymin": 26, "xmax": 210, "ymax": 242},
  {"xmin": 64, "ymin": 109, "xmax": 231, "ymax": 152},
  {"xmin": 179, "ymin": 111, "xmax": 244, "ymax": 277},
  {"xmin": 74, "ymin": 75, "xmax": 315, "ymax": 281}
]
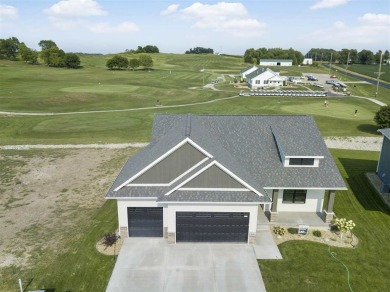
[{"xmin": 0, "ymin": 148, "xmax": 138, "ymax": 269}]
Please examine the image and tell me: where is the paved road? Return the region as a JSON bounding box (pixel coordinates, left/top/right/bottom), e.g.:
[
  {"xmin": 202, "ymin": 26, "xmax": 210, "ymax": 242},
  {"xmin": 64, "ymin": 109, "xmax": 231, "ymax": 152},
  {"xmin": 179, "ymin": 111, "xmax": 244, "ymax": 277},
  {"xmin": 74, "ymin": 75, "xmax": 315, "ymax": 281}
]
[{"xmin": 323, "ymin": 64, "xmax": 390, "ymax": 89}]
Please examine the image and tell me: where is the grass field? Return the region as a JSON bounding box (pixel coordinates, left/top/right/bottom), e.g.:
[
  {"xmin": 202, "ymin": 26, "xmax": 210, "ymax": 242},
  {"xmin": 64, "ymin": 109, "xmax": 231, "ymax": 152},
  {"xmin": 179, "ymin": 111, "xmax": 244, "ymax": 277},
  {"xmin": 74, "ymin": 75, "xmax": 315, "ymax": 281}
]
[
  {"xmin": 1, "ymin": 53, "xmax": 389, "ymax": 145},
  {"xmin": 333, "ymin": 63, "xmax": 390, "ymax": 83},
  {"xmin": 259, "ymin": 149, "xmax": 390, "ymax": 292}
]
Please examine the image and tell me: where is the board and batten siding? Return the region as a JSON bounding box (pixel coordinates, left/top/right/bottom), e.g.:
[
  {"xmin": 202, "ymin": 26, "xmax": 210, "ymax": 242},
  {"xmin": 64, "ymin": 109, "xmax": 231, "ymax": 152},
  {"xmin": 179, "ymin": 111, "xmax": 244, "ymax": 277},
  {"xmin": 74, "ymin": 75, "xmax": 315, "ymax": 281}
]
[
  {"xmin": 277, "ymin": 189, "xmax": 325, "ymax": 212},
  {"xmin": 131, "ymin": 142, "xmax": 207, "ymax": 184},
  {"xmin": 182, "ymin": 164, "xmax": 245, "ymax": 189}
]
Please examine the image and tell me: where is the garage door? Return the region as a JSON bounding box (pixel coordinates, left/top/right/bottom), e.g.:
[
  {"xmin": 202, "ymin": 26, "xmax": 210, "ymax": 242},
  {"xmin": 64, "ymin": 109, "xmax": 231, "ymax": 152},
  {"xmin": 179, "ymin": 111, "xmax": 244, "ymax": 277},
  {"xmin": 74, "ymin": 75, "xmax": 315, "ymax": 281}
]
[
  {"xmin": 127, "ymin": 207, "xmax": 163, "ymax": 237},
  {"xmin": 176, "ymin": 212, "xmax": 249, "ymax": 243}
]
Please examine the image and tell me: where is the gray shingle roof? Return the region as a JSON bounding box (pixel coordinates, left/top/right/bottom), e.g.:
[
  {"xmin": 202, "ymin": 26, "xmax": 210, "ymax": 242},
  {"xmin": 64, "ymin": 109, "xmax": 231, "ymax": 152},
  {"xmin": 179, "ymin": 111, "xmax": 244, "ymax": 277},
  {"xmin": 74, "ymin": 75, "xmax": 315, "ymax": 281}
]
[
  {"xmin": 245, "ymin": 68, "xmax": 268, "ymax": 80},
  {"xmin": 379, "ymin": 128, "xmax": 390, "ymax": 140},
  {"xmin": 260, "ymin": 59, "xmax": 293, "ymax": 62},
  {"xmin": 105, "ymin": 114, "xmax": 347, "ymax": 202},
  {"xmin": 240, "ymin": 65, "xmax": 256, "ymax": 74}
]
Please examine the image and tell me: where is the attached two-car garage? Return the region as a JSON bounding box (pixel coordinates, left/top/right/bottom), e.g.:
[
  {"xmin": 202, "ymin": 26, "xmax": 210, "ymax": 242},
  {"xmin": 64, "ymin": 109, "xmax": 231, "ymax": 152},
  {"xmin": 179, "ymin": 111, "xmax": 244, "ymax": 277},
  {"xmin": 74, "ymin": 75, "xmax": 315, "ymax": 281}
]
[{"xmin": 127, "ymin": 208, "xmax": 250, "ymax": 243}]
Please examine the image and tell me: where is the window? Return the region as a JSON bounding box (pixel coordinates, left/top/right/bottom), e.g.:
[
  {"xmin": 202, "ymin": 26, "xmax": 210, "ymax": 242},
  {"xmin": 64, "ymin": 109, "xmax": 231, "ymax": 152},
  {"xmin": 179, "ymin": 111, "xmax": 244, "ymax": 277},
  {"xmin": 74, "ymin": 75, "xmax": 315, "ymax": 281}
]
[
  {"xmin": 283, "ymin": 190, "xmax": 307, "ymax": 204},
  {"xmin": 289, "ymin": 158, "xmax": 315, "ymax": 166},
  {"xmin": 255, "ymin": 80, "xmax": 260, "ymax": 84},
  {"xmin": 264, "ymin": 80, "xmax": 269, "ymax": 84}
]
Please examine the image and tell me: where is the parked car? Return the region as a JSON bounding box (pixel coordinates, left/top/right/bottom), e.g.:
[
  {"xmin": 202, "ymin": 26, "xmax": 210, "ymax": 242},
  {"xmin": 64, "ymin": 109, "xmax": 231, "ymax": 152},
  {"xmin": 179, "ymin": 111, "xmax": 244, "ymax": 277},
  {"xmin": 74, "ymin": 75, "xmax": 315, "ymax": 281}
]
[
  {"xmin": 307, "ymin": 76, "xmax": 318, "ymax": 81},
  {"xmin": 330, "ymin": 75, "xmax": 337, "ymax": 78},
  {"xmin": 326, "ymin": 80, "xmax": 335, "ymax": 84}
]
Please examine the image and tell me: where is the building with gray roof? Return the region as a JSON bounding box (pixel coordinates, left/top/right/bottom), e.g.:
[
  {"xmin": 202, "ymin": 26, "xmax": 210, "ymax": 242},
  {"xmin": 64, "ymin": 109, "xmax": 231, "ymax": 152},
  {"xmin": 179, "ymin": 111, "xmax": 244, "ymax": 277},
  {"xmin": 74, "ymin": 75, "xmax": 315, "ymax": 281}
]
[{"xmin": 106, "ymin": 114, "xmax": 346, "ymax": 244}]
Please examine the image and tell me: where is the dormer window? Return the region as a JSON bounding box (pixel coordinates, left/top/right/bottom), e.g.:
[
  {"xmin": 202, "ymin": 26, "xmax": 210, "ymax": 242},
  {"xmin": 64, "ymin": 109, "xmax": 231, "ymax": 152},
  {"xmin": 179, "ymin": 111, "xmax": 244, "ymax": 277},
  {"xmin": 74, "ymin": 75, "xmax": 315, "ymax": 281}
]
[{"xmin": 289, "ymin": 158, "xmax": 315, "ymax": 166}]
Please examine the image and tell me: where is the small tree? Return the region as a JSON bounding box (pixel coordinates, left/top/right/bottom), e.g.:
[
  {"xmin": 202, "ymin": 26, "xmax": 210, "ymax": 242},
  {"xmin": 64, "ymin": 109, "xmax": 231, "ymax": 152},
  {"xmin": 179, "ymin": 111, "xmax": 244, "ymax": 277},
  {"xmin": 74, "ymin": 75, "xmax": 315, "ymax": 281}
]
[
  {"xmin": 129, "ymin": 58, "xmax": 140, "ymax": 70},
  {"xmin": 374, "ymin": 106, "xmax": 390, "ymax": 129},
  {"xmin": 106, "ymin": 55, "xmax": 129, "ymax": 70},
  {"xmin": 64, "ymin": 53, "xmax": 80, "ymax": 68},
  {"xmin": 138, "ymin": 54, "xmax": 153, "ymax": 70},
  {"xmin": 102, "ymin": 232, "xmax": 118, "ymax": 248},
  {"xmin": 334, "ymin": 218, "xmax": 355, "ymax": 239}
]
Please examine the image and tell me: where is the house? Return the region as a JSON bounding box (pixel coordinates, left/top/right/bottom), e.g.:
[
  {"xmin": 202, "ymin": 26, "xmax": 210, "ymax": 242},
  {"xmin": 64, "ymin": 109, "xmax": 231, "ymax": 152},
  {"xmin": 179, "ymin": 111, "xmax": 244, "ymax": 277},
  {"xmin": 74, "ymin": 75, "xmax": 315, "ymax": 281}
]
[
  {"xmin": 302, "ymin": 58, "xmax": 313, "ymax": 65},
  {"xmin": 259, "ymin": 59, "xmax": 292, "ymax": 66},
  {"xmin": 105, "ymin": 114, "xmax": 346, "ymax": 244},
  {"xmin": 246, "ymin": 68, "xmax": 286, "ymax": 89},
  {"xmin": 240, "ymin": 65, "xmax": 258, "ymax": 79},
  {"xmin": 377, "ymin": 128, "xmax": 390, "ymax": 192}
]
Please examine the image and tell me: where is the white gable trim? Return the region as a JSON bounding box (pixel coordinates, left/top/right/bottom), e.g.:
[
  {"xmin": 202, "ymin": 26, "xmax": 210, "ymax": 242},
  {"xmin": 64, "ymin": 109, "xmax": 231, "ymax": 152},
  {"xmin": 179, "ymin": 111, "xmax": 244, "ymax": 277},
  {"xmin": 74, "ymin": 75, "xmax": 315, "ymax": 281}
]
[
  {"xmin": 114, "ymin": 138, "xmax": 213, "ymax": 191},
  {"xmin": 179, "ymin": 188, "xmax": 250, "ymax": 192},
  {"xmin": 164, "ymin": 160, "xmax": 263, "ymax": 197}
]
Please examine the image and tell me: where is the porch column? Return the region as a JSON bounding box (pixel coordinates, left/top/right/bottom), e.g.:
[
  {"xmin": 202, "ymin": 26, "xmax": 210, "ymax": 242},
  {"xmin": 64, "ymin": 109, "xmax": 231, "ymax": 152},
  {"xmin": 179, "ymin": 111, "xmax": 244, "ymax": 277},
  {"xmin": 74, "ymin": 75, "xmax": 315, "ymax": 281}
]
[
  {"xmin": 323, "ymin": 190, "xmax": 336, "ymax": 223},
  {"xmin": 269, "ymin": 189, "xmax": 279, "ymax": 222}
]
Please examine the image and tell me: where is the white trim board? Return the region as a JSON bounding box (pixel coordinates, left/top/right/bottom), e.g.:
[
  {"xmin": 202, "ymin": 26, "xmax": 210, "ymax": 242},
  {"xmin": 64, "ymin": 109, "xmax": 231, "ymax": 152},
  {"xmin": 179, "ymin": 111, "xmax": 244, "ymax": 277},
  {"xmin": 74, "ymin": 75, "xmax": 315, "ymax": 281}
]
[
  {"xmin": 164, "ymin": 160, "xmax": 263, "ymax": 197},
  {"xmin": 114, "ymin": 138, "xmax": 213, "ymax": 191},
  {"xmin": 179, "ymin": 188, "xmax": 250, "ymax": 192}
]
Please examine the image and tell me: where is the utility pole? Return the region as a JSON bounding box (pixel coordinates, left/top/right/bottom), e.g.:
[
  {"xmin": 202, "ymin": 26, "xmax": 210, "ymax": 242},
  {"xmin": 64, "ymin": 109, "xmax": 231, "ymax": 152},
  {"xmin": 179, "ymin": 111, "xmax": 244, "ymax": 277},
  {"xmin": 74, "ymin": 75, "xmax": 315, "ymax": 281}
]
[
  {"xmin": 375, "ymin": 52, "xmax": 385, "ymax": 97},
  {"xmin": 329, "ymin": 53, "xmax": 333, "ymax": 74},
  {"xmin": 346, "ymin": 51, "xmax": 350, "ymax": 71},
  {"xmin": 202, "ymin": 66, "xmax": 205, "ymax": 88}
]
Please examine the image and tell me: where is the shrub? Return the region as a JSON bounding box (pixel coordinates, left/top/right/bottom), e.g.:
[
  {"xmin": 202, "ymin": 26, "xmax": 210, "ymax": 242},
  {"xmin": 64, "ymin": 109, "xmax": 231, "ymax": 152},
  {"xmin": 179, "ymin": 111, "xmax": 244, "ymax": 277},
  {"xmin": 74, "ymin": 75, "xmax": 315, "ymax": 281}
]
[
  {"xmin": 273, "ymin": 226, "xmax": 286, "ymax": 236},
  {"xmin": 287, "ymin": 227, "xmax": 298, "ymax": 234},
  {"xmin": 313, "ymin": 230, "xmax": 322, "ymax": 237},
  {"xmin": 374, "ymin": 106, "xmax": 390, "ymax": 129},
  {"xmin": 102, "ymin": 232, "xmax": 118, "ymax": 247},
  {"xmin": 333, "ymin": 218, "xmax": 356, "ymax": 239}
]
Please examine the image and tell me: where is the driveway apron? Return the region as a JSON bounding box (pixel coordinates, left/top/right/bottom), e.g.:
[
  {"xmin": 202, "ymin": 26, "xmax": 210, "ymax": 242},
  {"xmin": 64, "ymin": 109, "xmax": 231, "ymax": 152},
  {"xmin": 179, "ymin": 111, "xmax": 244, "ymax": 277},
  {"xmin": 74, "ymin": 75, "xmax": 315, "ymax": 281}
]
[{"xmin": 106, "ymin": 238, "xmax": 266, "ymax": 292}]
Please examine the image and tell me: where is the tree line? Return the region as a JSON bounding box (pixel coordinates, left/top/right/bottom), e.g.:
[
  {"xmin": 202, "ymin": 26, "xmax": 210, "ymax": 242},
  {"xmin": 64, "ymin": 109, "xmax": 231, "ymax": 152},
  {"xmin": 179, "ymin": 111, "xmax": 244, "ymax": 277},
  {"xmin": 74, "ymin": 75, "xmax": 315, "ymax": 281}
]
[
  {"xmin": 0, "ymin": 37, "xmax": 80, "ymax": 68},
  {"xmin": 243, "ymin": 48, "xmax": 304, "ymax": 65},
  {"xmin": 106, "ymin": 54, "xmax": 153, "ymax": 70},
  {"xmin": 125, "ymin": 45, "xmax": 159, "ymax": 54},
  {"xmin": 185, "ymin": 47, "xmax": 214, "ymax": 54},
  {"xmin": 305, "ymin": 48, "xmax": 389, "ymax": 65}
]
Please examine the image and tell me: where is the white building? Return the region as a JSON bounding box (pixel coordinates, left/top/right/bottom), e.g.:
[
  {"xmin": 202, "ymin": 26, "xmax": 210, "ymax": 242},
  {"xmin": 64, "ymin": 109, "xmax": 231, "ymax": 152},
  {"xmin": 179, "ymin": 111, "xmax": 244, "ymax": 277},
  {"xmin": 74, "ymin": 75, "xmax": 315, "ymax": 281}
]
[
  {"xmin": 303, "ymin": 58, "xmax": 313, "ymax": 65},
  {"xmin": 239, "ymin": 65, "xmax": 258, "ymax": 79},
  {"xmin": 259, "ymin": 59, "xmax": 292, "ymax": 66},
  {"xmin": 246, "ymin": 68, "xmax": 286, "ymax": 89}
]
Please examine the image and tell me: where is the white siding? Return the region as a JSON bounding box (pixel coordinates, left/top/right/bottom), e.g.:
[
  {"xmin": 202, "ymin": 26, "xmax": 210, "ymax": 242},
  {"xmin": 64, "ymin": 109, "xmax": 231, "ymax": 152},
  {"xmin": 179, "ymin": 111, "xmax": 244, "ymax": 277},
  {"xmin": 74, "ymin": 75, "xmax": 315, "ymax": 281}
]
[{"xmin": 277, "ymin": 189, "xmax": 325, "ymax": 212}]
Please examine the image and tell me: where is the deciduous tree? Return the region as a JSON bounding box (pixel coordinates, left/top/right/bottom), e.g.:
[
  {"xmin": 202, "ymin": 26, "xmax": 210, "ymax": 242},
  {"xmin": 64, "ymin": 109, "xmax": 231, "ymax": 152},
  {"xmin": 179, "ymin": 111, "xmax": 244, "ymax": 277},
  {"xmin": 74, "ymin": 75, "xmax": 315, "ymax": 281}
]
[
  {"xmin": 129, "ymin": 58, "xmax": 140, "ymax": 70},
  {"xmin": 138, "ymin": 54, "xmax": 153, "ymax": 70},
  {"xmin": 106, "ymin": 55, "xmax": 129, "ymax": 70},
  {"xmin": 374, "ymin": 106, "xmax": 390, "ymax": 129},
  {"xmin": 64, "ymin": 53, "xmax": 80, "ymax": 68}
]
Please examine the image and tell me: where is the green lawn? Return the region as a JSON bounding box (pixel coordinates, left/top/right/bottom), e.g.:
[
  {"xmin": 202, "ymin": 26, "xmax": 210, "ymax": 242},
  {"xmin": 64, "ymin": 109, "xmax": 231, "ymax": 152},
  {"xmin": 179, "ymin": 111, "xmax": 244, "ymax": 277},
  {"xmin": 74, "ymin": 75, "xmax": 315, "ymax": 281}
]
[
  {"xmin": 259, "ymin": 149, "xmax": 390, "ymax": 291},
  {"xmin": 1, "ymin": 54, "xmax": 389, "ymax": 145},
  {"xmin": 333, "ymin": 63, "xmax": 390, "ymax": 83}
]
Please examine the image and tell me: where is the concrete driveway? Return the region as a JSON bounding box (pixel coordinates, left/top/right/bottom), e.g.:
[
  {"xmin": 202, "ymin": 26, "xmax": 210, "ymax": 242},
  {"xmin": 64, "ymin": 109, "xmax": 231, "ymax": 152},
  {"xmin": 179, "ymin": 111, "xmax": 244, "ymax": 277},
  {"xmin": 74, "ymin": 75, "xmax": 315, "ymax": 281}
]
[{"xmin": 106, "ymin": 238, "xmax": 266, "ymax": 292}]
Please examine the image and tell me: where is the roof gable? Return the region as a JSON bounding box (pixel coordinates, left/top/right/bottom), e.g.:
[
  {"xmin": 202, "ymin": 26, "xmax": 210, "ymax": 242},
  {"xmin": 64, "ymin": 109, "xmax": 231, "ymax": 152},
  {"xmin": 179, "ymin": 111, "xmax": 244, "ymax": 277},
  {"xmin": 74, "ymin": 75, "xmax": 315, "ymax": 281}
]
[{"xmin": 130, "ymin": 141, "xmax": 209, "ymax": 185}]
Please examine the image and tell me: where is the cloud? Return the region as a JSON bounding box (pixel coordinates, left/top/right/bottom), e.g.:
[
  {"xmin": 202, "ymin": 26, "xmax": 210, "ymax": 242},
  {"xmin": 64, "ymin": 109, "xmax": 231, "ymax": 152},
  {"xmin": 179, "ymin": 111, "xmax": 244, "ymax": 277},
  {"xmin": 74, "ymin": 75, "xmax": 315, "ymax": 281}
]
[
  {"xmin": 0, "ymin": 4, "xmax": 18, "ymax": 19},
  {"xmin": 44, "ymin": 0, "xmax": 107, "ymax": 18},
  {"xmin": 310, "ymin": 0, "xmax": 349, "ymax": 10},
  {"xmin": 160, "ymin": 4, "xmax": 180, "ymax": 16},
  {"xmin": 304, "ymin": 13, "xmax": 390, "ymax": 48},
  {"xmin": 359, "ymin": 13, "xmax": 390, "ymax": 26},
  {"xmin": 87, "ymin": 21, "xmax": 140, "ymax": 33},
  {"xmin": 161, "ymin": 2, "xmax": 266, "ymax": 36}
]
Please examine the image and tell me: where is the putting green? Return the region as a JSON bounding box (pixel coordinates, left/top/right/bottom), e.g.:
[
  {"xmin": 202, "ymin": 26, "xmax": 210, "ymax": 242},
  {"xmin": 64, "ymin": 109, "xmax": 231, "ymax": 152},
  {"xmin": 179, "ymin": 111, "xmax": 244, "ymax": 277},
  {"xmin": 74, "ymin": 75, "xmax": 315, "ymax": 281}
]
[
  {"xmin": 61, "ymin": 84, "xmax": 140, "ymax": 93},
  {"xmin": 281, "ymin": 99, "xmax": 374, "ymax": 120}
]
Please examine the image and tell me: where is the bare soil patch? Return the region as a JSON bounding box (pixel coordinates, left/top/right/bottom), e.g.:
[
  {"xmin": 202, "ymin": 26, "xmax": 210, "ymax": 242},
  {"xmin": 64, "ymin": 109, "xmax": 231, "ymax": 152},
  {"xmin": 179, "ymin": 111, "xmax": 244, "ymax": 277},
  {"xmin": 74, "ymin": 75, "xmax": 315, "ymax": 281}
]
[{"xmin": 0, "ymin": 148, "xmax": 138, "ymax": 269}]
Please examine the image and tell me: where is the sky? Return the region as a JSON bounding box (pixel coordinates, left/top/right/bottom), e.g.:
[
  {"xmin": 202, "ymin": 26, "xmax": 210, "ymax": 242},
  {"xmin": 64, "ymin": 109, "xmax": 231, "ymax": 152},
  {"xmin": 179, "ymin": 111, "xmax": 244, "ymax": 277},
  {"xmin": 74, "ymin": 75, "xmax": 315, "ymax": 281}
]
[{"xmin": 0, "ymin": 0, "xmax": 389, "ymax": 55}]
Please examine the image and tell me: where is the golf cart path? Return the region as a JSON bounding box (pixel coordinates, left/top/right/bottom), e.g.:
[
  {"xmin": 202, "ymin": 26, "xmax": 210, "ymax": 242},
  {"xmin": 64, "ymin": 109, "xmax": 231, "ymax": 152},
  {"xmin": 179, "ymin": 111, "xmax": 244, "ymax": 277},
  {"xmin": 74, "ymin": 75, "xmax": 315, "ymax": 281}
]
[
  {"xmin": 0, "ymin": 89, "xmax": 386, "ymax": 116},
  {"xmin": 0, "ymin": 137, "xmax": 382, "ymax": 151}
]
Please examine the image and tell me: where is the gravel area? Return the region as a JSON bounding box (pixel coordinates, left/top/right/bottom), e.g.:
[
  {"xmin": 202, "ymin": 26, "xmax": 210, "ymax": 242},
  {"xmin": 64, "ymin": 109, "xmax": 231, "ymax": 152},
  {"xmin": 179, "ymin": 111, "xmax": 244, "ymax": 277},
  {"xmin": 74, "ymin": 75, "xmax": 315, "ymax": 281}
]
[
  {"xmin": 0, "ymin": 137, "xmax": 382, "ymax": 151},
  {"xmin": 324, "ymin": 136, "xmax": 382, "ymax": 151}
]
